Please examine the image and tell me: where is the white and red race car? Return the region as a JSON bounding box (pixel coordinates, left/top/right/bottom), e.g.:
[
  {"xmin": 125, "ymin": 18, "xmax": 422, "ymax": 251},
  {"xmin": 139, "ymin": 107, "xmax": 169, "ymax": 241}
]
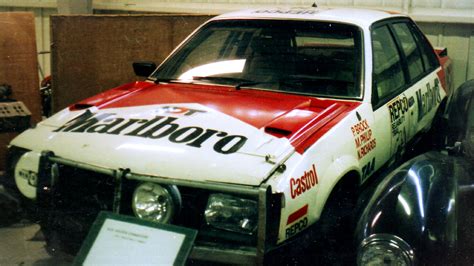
[{"xmin": 4, "ymin": 7, "xmax": 452, "ymax": 264}]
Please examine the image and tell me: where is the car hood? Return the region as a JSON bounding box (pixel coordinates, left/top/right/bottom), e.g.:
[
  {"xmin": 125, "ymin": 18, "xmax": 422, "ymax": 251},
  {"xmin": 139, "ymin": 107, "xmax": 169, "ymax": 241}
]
[{"xmin": 12, "ymin": 81, "xmax": 358, "ymax": 186}]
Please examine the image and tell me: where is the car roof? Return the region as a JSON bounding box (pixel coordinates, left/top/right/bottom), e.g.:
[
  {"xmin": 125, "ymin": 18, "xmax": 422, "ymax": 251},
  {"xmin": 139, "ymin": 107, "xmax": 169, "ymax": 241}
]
[{"xmin": 212, "ymin": 7, "xmax": 407, "ymax": 29}]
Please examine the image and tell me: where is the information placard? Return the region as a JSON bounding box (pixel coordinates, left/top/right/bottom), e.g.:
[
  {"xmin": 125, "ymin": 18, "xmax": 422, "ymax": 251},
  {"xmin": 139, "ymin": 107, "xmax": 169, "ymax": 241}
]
[{"xmin": 74, "ymin": 211, "xmax": 197, "ymax": 266}]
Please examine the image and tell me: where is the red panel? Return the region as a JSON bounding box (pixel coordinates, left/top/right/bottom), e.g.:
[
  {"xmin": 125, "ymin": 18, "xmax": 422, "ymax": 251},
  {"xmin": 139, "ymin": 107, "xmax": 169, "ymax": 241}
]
[
  {"xmin": 70, "ymin": 81, "xmax": 154, "ymax": 111},
  {"xmin": 70, "ymin": 82, "xmax": 360, "ymax": 152},
  {"xmin": 287, "ymin": 204, "xmax": 309, "ymax": 225},
  {"xmin": 435, "ymin": 50, "xmax": 453, "ymax": 94}
]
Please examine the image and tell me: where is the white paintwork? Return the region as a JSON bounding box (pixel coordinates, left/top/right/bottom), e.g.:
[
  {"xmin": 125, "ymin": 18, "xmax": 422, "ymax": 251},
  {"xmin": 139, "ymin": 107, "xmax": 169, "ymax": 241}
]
[
  {"xmin": 12, "ymin": 103, "xmax": 294, "ymax": 186},
  {"xmin": 212, "ymin": 7, "xmax": 402, "ymax": 29}
]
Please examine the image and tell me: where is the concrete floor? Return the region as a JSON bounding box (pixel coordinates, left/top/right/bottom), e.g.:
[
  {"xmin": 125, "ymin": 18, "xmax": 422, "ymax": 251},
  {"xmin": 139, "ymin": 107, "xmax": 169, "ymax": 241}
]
[
  {"xmin": 0, "ymin": 221, "xmax": 72, "ymax": 265},
  {"xmin": 0, "ymin": 186, "xmax": 72, "ymax": 265}
]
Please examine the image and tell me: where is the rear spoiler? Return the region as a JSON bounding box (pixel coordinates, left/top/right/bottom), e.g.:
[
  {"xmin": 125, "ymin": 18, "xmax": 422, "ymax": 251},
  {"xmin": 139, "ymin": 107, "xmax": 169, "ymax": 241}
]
[{"xmin": 435, "ymin": 47, "xmax": 448, "ymax": 57}]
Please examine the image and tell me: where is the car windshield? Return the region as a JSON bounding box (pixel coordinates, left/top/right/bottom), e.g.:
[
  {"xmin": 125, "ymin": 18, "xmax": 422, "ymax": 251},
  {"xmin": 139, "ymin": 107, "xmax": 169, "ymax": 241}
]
[{"xmin": 153, "ymin": 19, "xmax": 362, "ymax": 99}]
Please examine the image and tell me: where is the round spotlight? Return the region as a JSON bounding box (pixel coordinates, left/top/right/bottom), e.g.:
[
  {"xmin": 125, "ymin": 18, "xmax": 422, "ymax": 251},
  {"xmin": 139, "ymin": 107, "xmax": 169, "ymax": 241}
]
[{"xmin": 132, "ymin": 182, "xmax": 181, "ymax": 223}]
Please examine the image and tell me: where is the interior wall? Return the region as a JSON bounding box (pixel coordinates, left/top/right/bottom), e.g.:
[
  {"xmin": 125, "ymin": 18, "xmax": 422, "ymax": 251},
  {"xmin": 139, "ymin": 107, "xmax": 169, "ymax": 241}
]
[
  {"xmin": 418, "ymin": 22, "xmax": 474, "ymax": 90},
  {"xmin": 0, "ymin": 12, "xmax": 42, "ymax": 170},
  {"xmin": 51, "ymin": 14, "xmax": 212, "ymax": 111},
  {"xmin": 0, "ymin": 6, "xmax": 56, "ymax": 81},
  {"xmin": 1, "ymin": 0, "xmax": 473, "ymax": 104}
]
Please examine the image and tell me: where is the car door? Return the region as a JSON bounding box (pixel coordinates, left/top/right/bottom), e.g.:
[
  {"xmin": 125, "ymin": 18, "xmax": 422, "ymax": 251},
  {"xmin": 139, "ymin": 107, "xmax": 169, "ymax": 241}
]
[
  {"xmin": 370, "ymin": 18, "xmax": 442, "ymax": 169},
  {"xmin": 390, "ymin": 20, "xmax": 443, "ymax": 137},
  {"xmin": 370, "ymin": 22, "xmax": 413, "ymax": 168}
]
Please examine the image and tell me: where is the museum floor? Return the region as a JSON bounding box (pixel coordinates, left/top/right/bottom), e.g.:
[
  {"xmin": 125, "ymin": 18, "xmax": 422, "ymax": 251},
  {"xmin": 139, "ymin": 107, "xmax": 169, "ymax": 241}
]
[{"xmin": 0, "ymin": 186, "xmax": 72, "ymax": 265}]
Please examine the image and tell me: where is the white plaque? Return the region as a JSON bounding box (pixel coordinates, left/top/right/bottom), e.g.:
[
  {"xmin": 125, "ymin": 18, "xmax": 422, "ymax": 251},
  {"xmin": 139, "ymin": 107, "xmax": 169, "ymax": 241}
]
[{"xmin": 74, "ymin": 212, "xmax": 196, "ymax": 266}]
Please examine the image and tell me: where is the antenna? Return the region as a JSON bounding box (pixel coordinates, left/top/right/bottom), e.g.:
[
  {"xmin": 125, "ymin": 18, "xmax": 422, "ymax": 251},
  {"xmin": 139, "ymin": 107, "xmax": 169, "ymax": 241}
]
[{"xmin": 312, "ymin": 2, "xmax": 318, "ymax": 7}]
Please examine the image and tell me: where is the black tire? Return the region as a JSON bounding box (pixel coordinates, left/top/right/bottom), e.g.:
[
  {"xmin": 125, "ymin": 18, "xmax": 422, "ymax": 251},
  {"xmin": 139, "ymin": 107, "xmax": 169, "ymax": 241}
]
[
  {"xmin": 0, "ymin": 186, "xmax": 22, "ymax": 226},
  {"xmin": 427, "ymin": 98, "xmax": 448, "ymax": 151},
  {"xmin": 310, "ymin": 176, "xmax": 359, "ymax": 265}
]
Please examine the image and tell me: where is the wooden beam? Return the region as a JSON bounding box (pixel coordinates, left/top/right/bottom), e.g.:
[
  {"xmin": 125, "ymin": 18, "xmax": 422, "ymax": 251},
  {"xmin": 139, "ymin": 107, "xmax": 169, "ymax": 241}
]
[{"xmin": 57, "ymin": 0, "xmax": 92, "ymax": 14}]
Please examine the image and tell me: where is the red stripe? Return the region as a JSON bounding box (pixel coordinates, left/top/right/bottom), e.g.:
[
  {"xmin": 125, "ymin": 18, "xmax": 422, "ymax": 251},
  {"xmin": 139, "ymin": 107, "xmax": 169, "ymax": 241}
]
[
  {"xmin": 287, "ymin": 204, "xmax": 308, "ymax": 225},
  {"xmin": 436, "ymin": 66, "xmax": 449, "ymax": 95},
  {"xmin": 436, "ymin": 51, "xmax": 452, "ymax": 95}
]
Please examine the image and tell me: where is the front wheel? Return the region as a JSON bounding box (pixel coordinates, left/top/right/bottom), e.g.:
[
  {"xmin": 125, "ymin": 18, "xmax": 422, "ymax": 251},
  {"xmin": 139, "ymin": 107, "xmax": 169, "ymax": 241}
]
[{"xmin": 310, "ymin": 178, "xmax": 359, "ymax": 265}]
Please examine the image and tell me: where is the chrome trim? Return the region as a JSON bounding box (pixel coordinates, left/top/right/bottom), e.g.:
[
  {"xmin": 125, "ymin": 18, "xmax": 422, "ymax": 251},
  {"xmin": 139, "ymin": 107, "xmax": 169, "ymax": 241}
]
[
  {"xmin": 358, "ymin": 234, "xmax": 415, "ymax": 266},
  {"xmin": 190, "ymin": 245, "xmax": 257, "ymax": 265},
  {"xmin": 49, "ymin": 155, "xmax": 260, "ymax": 197},
  {"xmin": 126, "ymin": 172, "xmax": 260, "ymax": 197}
]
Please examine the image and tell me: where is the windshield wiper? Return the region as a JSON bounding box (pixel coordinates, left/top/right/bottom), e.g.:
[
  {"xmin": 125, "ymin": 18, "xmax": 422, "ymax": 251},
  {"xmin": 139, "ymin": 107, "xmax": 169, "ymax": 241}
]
[
  {"xmin": 192, "ymin": 76, "xmax": 253, "ymax": 85},
  {"xmin": 190, "ymin": 76, "xmax": 293, "ymax": 91},
  {"xmin": 235, "ymin": 77, "xmax": 323, "ymax": 91},
  {"xmin": 235, "ymin": 80, "xmax": 281, "ymax": 90},
  {"xmin": 153, "ymin": 78, "xmax": 182, "ymax": 84}
]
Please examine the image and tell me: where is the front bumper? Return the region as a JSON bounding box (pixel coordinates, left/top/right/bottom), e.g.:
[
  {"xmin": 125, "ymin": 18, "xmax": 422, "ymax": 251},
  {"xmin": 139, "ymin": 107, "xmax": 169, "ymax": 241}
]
[{"xmin": 32, "ymin": 150, "xmax": 280, "ymax": 265}]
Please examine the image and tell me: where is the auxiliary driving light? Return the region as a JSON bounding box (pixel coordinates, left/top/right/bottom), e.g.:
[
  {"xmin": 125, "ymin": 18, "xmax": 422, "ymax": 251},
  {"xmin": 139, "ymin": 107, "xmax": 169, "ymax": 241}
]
[{"xmin": 132, "ymin": 182, "xmax": 181, "ymax": 223}]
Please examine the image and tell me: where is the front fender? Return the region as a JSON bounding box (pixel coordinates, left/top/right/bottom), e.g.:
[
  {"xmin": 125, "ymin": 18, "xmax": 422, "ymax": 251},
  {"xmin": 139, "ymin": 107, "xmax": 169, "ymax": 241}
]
[
  {"xmin": 315, "ymin": 154, "xmax": 361, "ymax": 216},
  {"xmin": 355, "ymin": 152, "xmax": 458, "ymax": 265}
]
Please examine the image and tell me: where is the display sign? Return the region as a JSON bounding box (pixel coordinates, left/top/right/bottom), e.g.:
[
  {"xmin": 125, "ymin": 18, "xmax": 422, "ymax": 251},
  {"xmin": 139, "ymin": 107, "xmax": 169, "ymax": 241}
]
[{"xmin": 74, "ymin": 211, "xmax": 197, "ymax": 266}]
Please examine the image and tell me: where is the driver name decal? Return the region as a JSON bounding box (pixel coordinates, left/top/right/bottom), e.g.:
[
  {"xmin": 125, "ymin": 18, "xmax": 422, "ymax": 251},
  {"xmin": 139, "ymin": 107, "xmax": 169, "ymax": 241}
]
[
  {"xmin": 351, "ymin": 119, "xmax": 376, "ymax": 159},
  {"xmin": 53, "ymin": 111, "xmax": 247, "ymax": 154}
]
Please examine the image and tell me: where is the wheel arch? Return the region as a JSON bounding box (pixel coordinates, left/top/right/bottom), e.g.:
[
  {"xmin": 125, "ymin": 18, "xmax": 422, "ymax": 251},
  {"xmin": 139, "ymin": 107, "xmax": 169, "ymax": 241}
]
[{"xmin": 317, "ymin": 166, "xmax": 361, "ymax": 220}]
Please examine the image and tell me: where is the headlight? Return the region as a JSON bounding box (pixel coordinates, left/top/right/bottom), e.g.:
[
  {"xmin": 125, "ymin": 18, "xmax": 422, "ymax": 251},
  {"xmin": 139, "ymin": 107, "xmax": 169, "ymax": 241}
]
[
  {"xmin": 204, "ymin": 193, "xmax": 258, "ymax": 235},
  {"xmin": 358, "ymin": 234, "xmax": 414, "ymax": 266},
  {"xmin": 132, "ymin": 182, "xmax": 181, "ymax": 223}
]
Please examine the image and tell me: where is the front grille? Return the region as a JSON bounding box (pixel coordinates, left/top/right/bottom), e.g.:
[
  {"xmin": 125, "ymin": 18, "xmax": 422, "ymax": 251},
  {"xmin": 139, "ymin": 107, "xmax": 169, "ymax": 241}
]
[
  {"xmin": 37, "ymin": 161, "xmax": 257, "ymax": 255},
  {"xmin": 38, "ymin": 164, "xmax": 119, "ymax": 253}
]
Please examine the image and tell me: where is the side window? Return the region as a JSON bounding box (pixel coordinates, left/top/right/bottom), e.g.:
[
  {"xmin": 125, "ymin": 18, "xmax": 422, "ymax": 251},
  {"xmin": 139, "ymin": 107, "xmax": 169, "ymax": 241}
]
[
  {"xmin": 372, "ymin": 25, "xmax": 406, "ymax": 105},
  {"xmin": 392, "ymin": 22, "xmax": 424, "ymax": 82},
  {"xmin": 410, "ymin": 23, "xmax": 439, "ymax": 72}
]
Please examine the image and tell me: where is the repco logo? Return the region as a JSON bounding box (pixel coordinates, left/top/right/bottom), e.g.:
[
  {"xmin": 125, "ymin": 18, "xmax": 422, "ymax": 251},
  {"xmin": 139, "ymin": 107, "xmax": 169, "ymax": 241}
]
[
  {"xmin": 290, "ymin": 164, "xmax": 319, "ymax": 199},
  {"xmin": 54, "ymin": 111, "xmax": 247, "ymax": 154}
]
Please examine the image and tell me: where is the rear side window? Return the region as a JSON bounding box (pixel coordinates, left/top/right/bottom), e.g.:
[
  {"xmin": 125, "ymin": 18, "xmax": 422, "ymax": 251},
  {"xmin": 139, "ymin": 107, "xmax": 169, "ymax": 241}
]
[
  {"xmin": 392, "ymin": 22, "xmax": 424, "ymax": 82},
  {"xmin": 372, "ymin": 25, "xmax": 406, "ymax": 103},
  {"xmin": 409, "ymin": 23, "xmax": 439, "ymax": 72}
]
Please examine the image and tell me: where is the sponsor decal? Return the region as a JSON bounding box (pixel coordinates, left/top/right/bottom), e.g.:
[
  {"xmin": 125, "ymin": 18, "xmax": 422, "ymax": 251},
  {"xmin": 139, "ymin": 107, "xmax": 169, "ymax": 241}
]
[
  {"xmin": 290, "ymin": 164, "xmax": 319, "ymax": 199},
  {"xmin": 286, "ymin": 217, "xmax": 308, "ymax": 238},
  {"xmin": 18, "ymin": 169, "xmax": 37, "ymax": 187},
  {"xmin": 388, "ymin": 95, "xmax": 409, "ymax": 136},
  {"xmin": 287, "ymin": 204, "xmax": 308, "ymax": 225},
  {"xmin": 351, "ymin": 119, "xmax": 376, "ymax": 159},
  {"xmin": 286, "ymin": 204, "xmax": 309, "ymax": 238},
  {"xmin": 53, "ymin": 111, "xmax": 247, "ymax": 154},
  {"xmin": 361, "ymin": 157, "xmax": 376, "ymax": 179},
  {"xmin": 157, "ymin": 106, "xmax": 206, "ymax": 117},
  {"xmin": 254, "ymin": 9, "xmax": 318, "ymax": 15},
  {"xmin": 416, "ymin": 78, "xmax": 441, "ymax": 122}
]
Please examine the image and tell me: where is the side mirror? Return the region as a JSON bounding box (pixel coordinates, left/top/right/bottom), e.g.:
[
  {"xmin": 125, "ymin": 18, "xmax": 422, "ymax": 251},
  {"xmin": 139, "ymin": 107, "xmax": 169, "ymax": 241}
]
[{"xmin": 133, "ymin": 61, "xmax": 157, "ymax": 77}]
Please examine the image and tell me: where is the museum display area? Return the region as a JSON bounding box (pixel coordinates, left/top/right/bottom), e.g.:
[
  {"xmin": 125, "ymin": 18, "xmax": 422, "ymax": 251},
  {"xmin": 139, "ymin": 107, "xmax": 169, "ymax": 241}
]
[{"xmin": 0, "ymin": 1, "xmax": 473, "ymax": 265}]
